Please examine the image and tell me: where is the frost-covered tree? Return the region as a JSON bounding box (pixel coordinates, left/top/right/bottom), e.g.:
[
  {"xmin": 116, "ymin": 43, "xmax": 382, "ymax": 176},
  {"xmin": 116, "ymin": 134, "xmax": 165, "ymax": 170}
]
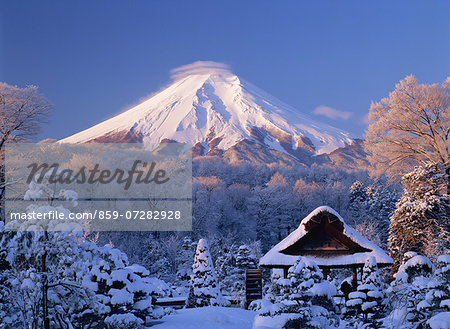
[
  {"xmin": 0, "ymin": 83, "xmax": 52, "ymax": 148},
  {"xmin": 248, "ymin": 174, "xmax": 299, "ymax": 251},
  {"xmin": 389, "ymin": 163, "xmax": 450, "ymax": 271},
  {"xmin": 349, "ymin": 180, "xmax": 398, "ymax": 248},
  {"xmin": 186, "ymin": 238, "xmax": 227, "ymax": 307},
  {"xmin": 364, "ymin": 75, "xmax": 450, "ymax": 193},
  {"xmin": 0, "ymin": 83, "xmax": 52, "ymax": 217}
]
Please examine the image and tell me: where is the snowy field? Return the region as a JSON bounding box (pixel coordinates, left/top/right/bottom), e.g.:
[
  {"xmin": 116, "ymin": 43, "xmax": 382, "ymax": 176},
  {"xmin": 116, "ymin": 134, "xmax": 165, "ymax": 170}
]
[{"xmin": 150, "ymin": 307, "xmax": 256, "ymax": 329}]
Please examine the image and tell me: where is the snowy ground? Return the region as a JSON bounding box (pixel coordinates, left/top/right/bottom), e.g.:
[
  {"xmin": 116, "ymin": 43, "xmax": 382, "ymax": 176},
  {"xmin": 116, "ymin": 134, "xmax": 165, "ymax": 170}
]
[{"xmin": 150, "ymin": 306, "xmax": 256, "ymax": 329}]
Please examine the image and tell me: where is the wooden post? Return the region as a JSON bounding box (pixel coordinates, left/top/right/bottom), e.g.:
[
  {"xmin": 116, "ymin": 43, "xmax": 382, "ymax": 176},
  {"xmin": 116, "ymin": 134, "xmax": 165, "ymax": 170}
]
[
  {"xmin": 283, "ymin": 267, "xmax": 289, "ymax": 278},
  {"xmin": 323, "ymin": 268, "xmax": 329, "ymax": 280},
  {"xmin": 352, "ymin": 266, "xmax": 357, "ymax": 290}
]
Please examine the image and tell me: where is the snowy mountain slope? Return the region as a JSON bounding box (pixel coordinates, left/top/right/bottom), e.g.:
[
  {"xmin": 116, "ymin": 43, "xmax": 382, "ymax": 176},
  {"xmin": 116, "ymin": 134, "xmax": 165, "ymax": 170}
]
[{"xmin": 61, "ymin": 63, "xmax": 354, "ymax": 158}]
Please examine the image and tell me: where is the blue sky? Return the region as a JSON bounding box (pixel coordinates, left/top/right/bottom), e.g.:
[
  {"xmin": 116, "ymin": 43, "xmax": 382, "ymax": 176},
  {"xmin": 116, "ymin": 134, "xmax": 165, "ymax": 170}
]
[{"xmin": 1, "ymin": 1, "xmax": 449, "ymax": 140}]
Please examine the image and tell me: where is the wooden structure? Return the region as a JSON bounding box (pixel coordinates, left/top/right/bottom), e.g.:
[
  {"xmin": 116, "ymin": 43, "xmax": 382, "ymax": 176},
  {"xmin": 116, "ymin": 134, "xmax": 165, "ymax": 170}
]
[
  {"xmin": 245, "ymin": 269, "xmax": 262, "ymax": 308},
  {"xmin": 259, "ymin": 206, "xmax": 393, "ymax": 288}
]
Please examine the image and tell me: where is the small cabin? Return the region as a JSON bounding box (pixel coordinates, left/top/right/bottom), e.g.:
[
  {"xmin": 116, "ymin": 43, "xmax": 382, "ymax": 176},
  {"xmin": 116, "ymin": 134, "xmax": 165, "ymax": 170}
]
[{"xmin": 259, "ymin": 206, "xmax": 393, "ymax": 287}]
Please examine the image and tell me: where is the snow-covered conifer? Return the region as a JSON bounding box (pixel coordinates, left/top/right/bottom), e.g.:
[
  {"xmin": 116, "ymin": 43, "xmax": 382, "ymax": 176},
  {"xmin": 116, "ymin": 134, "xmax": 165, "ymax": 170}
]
[
  {"xmin": 176, "ymin": 236, "xmax": 195, "ymax": 282},
  {"xmin": 359, "ymin": 256, "xmax": 386, "ymax": 320},
  {"xmin": 186, "ymin": 238, "xmax": 227, "ymax": 307},
  {"xmin": 389, "ymin": 164, "xmax": 450, "ymax": 272},
  {"xmin": 236, "ymin": 244, "xmax": 257, "ymax": 269}
]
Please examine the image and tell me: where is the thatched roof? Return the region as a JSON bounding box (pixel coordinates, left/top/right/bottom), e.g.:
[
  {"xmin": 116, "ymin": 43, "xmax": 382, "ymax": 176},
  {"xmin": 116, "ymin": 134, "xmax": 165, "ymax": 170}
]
[{"xmin": 259, "ymin": 206, "xmax": 393, "ymax": 269}]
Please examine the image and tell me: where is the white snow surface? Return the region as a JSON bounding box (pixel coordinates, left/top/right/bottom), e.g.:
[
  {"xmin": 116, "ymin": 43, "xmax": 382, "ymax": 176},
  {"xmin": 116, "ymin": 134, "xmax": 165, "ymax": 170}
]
[
  {"xmin": 427, "ymin": 312, "xmax": 450, "ymax": 329},
  {"xmin": 396, "ymin": 255, "xmax": 435, "ymax": 277},
  {"xmin": 309, "ymin": 281, "xmax": 337, "ymax": 298},
  {"xmin": 151, "ymin": 306, "xmax": 256, "ymax": 329},
  {"xmin": 60, "ymin": 67, "xmax": 353, "ymax": 155},
  {"xmin": 259, "ymin": 206, "xmax": 393, "ymax": 267}
]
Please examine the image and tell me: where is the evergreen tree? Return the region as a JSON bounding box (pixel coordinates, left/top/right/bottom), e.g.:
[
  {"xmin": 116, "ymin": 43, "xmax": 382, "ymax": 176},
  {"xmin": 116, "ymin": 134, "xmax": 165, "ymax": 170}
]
[
  {"xmin": 236, "ymin": 244, "xmax": 257, "ymax": 269},
  {"xmin": 358, "ymin": 256, "xmax": 386, "ymax": 323},
  {"xmin": 176, "ymin": 236, "xmax": 195, "ymax": 282},
  {"xmin": 214, "ymin": 243, "xmax": 238, "ymax": 297},
  {"xmin": 186, "ymin": 238, "xmax": 227, "ymax": 307},
  {"xmin": 389, "ymin": 163, "xmax": 450, "ymax": 272},
  {"xmin": 349, "ymin": 180, "xmax": 368, "ymax": 225}
]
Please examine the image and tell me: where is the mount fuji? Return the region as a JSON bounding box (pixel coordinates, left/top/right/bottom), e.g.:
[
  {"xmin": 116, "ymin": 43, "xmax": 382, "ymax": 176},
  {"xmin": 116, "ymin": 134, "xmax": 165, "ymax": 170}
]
[{"xmin": 61, "ymin": 62, "xmax": 364, "ymax": 167}]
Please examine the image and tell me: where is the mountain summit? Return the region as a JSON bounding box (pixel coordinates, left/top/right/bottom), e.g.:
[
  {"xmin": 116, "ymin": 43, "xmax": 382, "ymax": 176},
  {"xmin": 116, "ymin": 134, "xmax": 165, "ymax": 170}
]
[{"xmin": 61, "ymin": 62, "xmax": 354, "ymax": 162}]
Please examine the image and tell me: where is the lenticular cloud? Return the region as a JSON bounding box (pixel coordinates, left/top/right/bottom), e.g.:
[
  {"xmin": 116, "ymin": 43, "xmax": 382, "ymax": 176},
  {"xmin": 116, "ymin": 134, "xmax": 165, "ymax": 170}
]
[{"xmin": 170, "ymin": 61, "xmax": 233, "ymax": 80}]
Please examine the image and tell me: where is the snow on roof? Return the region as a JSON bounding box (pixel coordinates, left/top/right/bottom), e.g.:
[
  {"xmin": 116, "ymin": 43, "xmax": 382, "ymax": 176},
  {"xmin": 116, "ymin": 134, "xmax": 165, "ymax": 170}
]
[{"xmin": 259, "ymin": 206, "xmax": 393, "ymax": 268}]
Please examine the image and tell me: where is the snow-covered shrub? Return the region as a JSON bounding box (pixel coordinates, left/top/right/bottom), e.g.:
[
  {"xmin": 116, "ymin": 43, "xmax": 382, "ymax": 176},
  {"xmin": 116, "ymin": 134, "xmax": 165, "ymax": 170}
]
[
  {"xmin": 104, "ymin": 313, "xmax": 144, "ymax": 329},
  {"xmin": 253, "ymin": 258, "xmax": 339, "ymax": 329},
  {"xmin": 344, "ymin": 256, "xmax": 387, "ymax": 327},
  {"xmin": 186, "ymin": 238, "xmax": 228, "ymax": 307},
  {"xmin": 425, "ymin": 312, "xmax": 450, "ymax": 329},
  {"xmin": 387, "ymin": 253, "xmax": 450, "ymax": 328},
  {"xmin": 359, "ymin": 257, "xmax": 386, "ymax": 317},
  {"xmin": 82, "ymin": 244, "xmax": 172, "ymax": 326},
  {"xmin": 0, "ymin": 229, "xmax": 171, "ymax": 328},
  {"xmin": 0, "ymin": 232, "xmax": 107, "ymax": 328},
  {"xmin": 396, "ymin": 254, "xmax": 435, "ymax": 283}
]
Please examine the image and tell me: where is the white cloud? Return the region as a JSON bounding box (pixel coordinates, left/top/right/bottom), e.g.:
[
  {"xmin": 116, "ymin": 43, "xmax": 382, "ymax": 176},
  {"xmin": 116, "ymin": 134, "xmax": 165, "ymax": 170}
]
[
  {"xmin": 313, "ymin": 105, "xmax": 353, "ymax": 120},
  {"xmin": 361, "ymin": 113, "xmax": 375, "ymax": 125},
  {"xmin": 170, "ymin": 61, "xmax": 232, "ymax": 80}
]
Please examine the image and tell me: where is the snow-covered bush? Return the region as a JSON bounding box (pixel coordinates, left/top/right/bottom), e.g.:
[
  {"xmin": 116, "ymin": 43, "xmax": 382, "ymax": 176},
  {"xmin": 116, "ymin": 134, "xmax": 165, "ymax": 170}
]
[
  {"xmin": 82, "ymin": 244, "xmax": 172, "ymax": 327},
  {"xmin": 186, "ymin": 238, "xmax": 228, "ymax": 307},
  {"xmin": 345, "ymin": 256, "xmax": 386, "ymax": 327},
  {"xmin": 252, "ymin": 258, "xmax": 339, "ymax": 329},
  {"xmin": 359, "ymin": 256, "xmax": 386, "ymax": 316},
  {"xmin": 386, "ymin": 253, "xmax": 450, "ymax": 328},
  {"xmin": 0, "ymin": 230, "xmax": 171, "ymax": 328},
  {"xmin": 0, "ymin": 232, "xmax": 106, "ymax": 328}
]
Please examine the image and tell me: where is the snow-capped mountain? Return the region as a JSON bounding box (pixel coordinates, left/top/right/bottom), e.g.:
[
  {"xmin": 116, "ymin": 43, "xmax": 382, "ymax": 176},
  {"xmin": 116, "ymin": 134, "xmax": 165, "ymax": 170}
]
[{"xmin": 61, "ymin": 62, "xmax": 355, "ymax": 162}]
